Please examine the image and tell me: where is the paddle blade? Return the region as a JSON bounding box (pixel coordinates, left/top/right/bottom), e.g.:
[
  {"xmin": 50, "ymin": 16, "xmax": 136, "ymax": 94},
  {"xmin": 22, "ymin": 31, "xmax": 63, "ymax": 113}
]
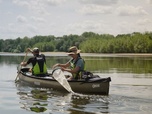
[
  {"xmin": 52, "ymin": 69, "xmax": 73, "ymax": 93},
  {"xmin": 17, "ymin": 64, "xmax": 22, "ymax": 72}
]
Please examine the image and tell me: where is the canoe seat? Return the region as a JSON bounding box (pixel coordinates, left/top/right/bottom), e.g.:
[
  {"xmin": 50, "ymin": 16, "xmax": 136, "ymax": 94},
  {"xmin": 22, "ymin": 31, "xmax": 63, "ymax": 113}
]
[{"xmin": 21, "ymin": 68, "xmax": 29, "ymax": 72}]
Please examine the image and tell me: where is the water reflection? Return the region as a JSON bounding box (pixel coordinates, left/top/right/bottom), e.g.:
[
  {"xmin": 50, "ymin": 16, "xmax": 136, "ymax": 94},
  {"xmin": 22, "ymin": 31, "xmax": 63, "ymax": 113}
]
[
  {"xmin": 16, "ymin": 87, "xmax": 49, "ymax": 113},
  {"xmin": 16, "ymin": 83, "xmax": 110, "ymax": 114},
  {"xmin": 84, "ymin": 56, "xmax": 152, "ymax": 74},
  {"xmin": 0, "ymin": 56, "xmax": 22, "ymax": 65},
  {"xmin": 69, "ymin": 94, "xmax": 110, "ymax": 114}
]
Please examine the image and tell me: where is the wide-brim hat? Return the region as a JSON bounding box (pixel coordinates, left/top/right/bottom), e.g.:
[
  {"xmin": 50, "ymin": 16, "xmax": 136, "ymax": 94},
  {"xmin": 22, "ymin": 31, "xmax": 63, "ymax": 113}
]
[{"xmin": 67, "ymin": 46, "xmax": 81, "ymax": 55}]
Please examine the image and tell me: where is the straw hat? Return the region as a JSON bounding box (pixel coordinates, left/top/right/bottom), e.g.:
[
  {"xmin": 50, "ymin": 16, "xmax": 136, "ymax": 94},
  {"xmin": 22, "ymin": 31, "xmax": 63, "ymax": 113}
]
[{"xmin": 67, "ymin": 46, "xmax": 81, "ymax": 55}]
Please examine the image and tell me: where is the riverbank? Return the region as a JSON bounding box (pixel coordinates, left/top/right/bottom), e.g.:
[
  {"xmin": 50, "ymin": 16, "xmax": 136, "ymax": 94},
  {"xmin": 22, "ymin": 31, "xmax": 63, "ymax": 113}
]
[{"xmin": 1, "ymin": 52, "xmax": 152, "ymax": 57}]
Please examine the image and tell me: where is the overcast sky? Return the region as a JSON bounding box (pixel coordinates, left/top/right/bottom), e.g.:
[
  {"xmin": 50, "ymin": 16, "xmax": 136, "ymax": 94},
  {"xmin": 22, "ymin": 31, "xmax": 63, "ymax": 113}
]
[{"xmin": 0, "ymin": 0, "xmax": 152, "ymax": 39}]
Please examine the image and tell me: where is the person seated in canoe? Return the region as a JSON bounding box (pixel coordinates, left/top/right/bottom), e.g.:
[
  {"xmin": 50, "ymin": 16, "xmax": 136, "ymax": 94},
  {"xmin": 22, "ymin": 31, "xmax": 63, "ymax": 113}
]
[
  {"xmin": 21, "ymin": 47, "xmax": 48, "ymax": 76},
  {"xmin": 52, "ymin": 46, "xmax": 85, "ymax": 80}
]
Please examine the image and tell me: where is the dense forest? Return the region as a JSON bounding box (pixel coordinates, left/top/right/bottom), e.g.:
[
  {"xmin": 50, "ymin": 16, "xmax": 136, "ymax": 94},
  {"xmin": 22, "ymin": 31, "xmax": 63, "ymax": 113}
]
[{"xmin": 0, "ymin": 31, "xmax": 152, "ymax": 53}]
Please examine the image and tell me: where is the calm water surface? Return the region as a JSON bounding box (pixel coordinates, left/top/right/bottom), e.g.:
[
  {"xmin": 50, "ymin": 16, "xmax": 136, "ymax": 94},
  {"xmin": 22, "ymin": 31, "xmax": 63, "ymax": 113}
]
[{"xmin": 0, "ymin": 53, "xmax": 152, "ymax": 114}]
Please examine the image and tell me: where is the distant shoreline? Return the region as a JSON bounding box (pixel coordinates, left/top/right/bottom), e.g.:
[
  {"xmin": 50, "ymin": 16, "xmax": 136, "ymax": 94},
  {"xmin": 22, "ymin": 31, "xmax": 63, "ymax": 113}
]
[{"xmin": 1, "ymin": 52, "xmax": 152, "ymax": 57}]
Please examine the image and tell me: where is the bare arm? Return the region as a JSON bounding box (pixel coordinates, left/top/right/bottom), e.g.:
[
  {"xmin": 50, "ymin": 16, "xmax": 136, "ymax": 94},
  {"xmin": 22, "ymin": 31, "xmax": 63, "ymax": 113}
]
[
  {"xmin": 52, "ymin": 62, "xmax": 70, "ymax": 69},
  {"xmin": 26, "ymin": 48, "xmax": 33, "ymax": 53},
  {"xmin": 62, "ymin": 66, "xmax": 79, "ymax": 74},
  {"xmin": 21, "ymin": 62, "xmax": 28, "ymax": 67}
]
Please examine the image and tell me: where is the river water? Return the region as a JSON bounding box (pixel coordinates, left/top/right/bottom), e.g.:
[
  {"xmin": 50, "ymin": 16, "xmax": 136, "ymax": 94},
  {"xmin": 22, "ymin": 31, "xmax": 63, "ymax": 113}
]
[{"xmin": 0, "ymin": 53, "xmax": 152, "ymax": 114}]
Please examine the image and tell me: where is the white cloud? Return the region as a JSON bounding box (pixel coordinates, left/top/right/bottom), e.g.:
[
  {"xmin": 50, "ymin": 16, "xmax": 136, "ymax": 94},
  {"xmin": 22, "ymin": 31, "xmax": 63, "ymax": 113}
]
[
  {"xmin": 13, "ymin": 0, "xmax": 29, "ymax": 7},
  {"xmin": 27, "ymin": 24, "xmax": 38, "ymax": 33},
  {"xmin": 8, "ymin": 23, "xmax": 15, "ymax": 30},
  {"xmin": 0, "ymin": 0, "xmax": 152, "ymax": 39},
  {"xmin": 30, "ymin": 16, "xmax": 46, "ymax": 23},
  {"xmin": 45, "ymin": 0, "xmax": 68, "ymax": 6},
  {"xmin": 146, "ymin": 0, "xmax": 152, "ymax": 4},
  {"xmin": 16, "ymin": 15, "xmax": 27, "ymax": 23},
  {"xmin": 13, "ymin": 0, "xmax": 67, "ymax": 12},
  {"xmin": 117, "ymin": 21, "xmax": 133, "ymax": 33},
  {"xmin": 78, "ymin": 5, "xmax": 112, "ymax": 15},
  {"xmin": 13, "ymin": 0, "xmax": 49, "ymax": 15},
  {"xmin": 79, "ymin": 0, "xmax": 119, "ymax": 5},
  {"xmin": 116, "ymin": 19, "xmax": 152, "ymax": 35},
  {"xmin": 136, "ymin": 18, "xmax": 151, "ymax": 25},
  {"xmin": 66, "ymin": 20, "xmax": 108, "ymax": 35},
  {"xmin": 116, "ymin": 5, "xmax": 148, "ymax": 16}
]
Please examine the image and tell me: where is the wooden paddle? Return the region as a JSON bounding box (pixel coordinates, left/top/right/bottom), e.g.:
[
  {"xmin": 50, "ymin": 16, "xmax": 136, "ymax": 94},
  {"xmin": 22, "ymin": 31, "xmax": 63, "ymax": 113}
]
[
  {"xmin": 52, "ymin": 68, "xmax": 74, "ymax": 93},
  {"xmin": 15, "ymin": 52, "xmax": 28, "ymax": 83}
]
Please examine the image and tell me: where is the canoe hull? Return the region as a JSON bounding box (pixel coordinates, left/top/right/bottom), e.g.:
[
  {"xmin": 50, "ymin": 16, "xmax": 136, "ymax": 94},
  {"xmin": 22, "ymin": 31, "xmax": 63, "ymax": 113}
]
[{"xmin": 18, "ymin": 69, "xmax": 111, "ymax": 95}]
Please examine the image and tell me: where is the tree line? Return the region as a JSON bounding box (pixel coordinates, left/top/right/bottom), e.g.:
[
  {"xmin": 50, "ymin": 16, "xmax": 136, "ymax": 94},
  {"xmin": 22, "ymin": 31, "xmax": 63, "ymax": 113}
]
[{"xmin": 0, "ymin": 31, "xmax": 152, "ymax": 53}]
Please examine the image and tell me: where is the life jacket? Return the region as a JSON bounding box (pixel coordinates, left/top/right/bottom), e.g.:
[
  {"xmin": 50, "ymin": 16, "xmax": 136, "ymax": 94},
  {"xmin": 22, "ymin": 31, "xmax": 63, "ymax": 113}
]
[
  {"xmin": 70, "ymin": 57, "xmax": 85, "ymax": 79},
  {"xmin": 32, "ymin": 54, "xmax": 47, "ymax": 75}
]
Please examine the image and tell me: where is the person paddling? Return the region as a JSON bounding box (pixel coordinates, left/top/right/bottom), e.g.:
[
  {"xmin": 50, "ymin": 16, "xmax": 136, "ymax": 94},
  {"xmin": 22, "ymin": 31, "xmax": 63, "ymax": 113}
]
[
  {"xmin": 52, "ymin": 46, "xmax": 85, "ymax": 80},
  {"xmin": 21, "ymin": 47, "xmax": 48, "ymax": 76}
]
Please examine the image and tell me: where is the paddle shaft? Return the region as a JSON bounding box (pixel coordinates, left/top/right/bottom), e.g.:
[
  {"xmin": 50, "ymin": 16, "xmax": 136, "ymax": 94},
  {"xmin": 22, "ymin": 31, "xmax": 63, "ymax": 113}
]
[{"xmin": 15, "ymin": 53, "xmax": 28, "ymax": 82}]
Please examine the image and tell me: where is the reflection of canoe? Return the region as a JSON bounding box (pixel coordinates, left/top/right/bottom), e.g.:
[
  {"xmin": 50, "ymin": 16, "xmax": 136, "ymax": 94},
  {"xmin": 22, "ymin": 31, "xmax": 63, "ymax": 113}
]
[{"xmin": 18, "ymin": 68, "xmax": 111, "ymax": 95}]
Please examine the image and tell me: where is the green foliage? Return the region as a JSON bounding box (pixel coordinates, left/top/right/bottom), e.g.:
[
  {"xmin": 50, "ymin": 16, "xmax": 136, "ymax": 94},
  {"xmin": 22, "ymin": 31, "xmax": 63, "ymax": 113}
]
[
  {"xmin": 1, "ymin": 31, "xmax": 152, "ymax": 53},
  {"xmin": 80, "ymin": 31, "xmax": 152, "ymax": 53},
  {"xmin": 33, "ymin": 42, "xmax": 55, "ymax": 52},
  {"xmin": 0, "ymin": 39, "xmax": 4, "ymax": 51}
]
